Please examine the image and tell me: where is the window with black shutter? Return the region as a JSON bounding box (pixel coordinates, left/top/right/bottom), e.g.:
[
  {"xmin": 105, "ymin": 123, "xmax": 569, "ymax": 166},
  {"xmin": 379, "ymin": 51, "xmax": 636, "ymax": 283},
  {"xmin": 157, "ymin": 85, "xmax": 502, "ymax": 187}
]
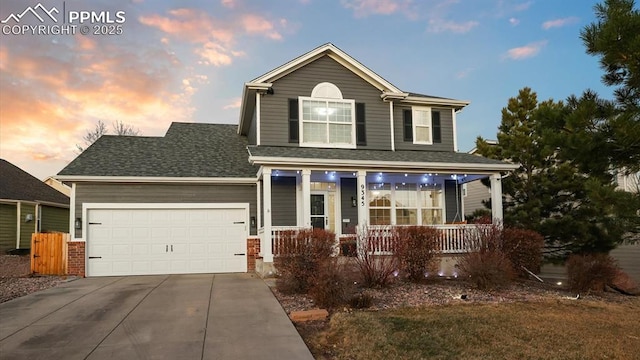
[
  {"xmin": 288, "ymin": 99, "xmax": 299, "ymax": 143},
  {"xmin": 432, "ymin": 111, "xmax": 441, "ymax": 143},
  {"xmin": 403, "ymin": 109, "xmax": 413, "ymax": 142},
  {"xmin": 356, "ymin": 103, "xmax": 366, "ymax": 146}
]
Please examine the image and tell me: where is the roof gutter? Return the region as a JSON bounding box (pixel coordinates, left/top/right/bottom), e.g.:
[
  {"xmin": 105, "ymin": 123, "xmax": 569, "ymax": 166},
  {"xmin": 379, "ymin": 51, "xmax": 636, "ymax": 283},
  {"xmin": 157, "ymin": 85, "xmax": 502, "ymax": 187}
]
[
  {"xmin": 54, "ymin": 176, "xmax": 258, "ymax": 184},
  {"xmin": 248, "ymin": 156, "xmax": 519, "ymax": 172}
]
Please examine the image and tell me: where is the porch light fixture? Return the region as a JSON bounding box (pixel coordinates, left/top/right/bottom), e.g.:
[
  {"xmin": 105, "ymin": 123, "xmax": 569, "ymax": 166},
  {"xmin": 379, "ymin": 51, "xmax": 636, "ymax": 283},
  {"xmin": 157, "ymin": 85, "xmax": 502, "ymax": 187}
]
[
  {"xmin": 25, "ymin": 214, "xmax": 33, "ymax": 222},
  {"xmin": 75, "ymin": 217, "xmax": 82, "ymax": 229}
]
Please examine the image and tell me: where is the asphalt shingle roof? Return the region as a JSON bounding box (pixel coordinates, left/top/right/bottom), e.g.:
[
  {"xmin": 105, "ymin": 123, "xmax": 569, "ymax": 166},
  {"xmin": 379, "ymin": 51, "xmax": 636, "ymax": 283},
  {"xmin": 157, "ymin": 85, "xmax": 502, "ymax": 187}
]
[
  {"xmin": 58, "ymin": 123, "xmax": 258, "ymax": 178},
  {"xmin": 247, "ymin": 146, "xmax": 511, "ymax": 166},
  {"xmin": 0, "ymin": 159, "xmax": 69, "ymax": 204}
]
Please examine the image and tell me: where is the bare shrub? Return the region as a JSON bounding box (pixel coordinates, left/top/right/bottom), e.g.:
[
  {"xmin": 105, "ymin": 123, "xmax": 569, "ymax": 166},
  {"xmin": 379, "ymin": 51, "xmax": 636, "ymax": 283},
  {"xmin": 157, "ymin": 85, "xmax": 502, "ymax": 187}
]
[
  {"xmin": 459, "ymin": 224, "xmax": 514, "ymax": 290},
  {"xmin": 458, "ymin": 251, "xmax": 514, "ymax": 290},
  {"xmin": 309, "ymin": 259, "xmax": 347, "ymax": 309},
  {"xmin": 354, "ymin": 226, "xmax": 399, "ymax": 288},
  {"xmin": 395, "ymin": 226, "xmax": 440, "ymax": 281},
  {"xmin": 501, "ymin": 227, "xmax": 544, "ymax": 277},
  {"xmin": 566, "ymin": 253, "xmax": 619, "ymax": 293},
  {"xmin": 274, "ymin": 228, "xmax": 335, "ymax": 294}
]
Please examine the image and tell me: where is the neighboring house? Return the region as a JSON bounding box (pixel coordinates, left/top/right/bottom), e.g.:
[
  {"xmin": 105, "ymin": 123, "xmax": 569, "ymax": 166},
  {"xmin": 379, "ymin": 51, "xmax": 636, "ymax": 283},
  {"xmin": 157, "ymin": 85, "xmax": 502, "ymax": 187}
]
[
  {"xmin": 56, "ymin": 43, "xmax": 516, "ymax": 278},
  {"xmin": 0, "ymin": 159, "xmax": 70, "ymax": 253},
  {"xmin": 463, "ymin": 141, "xmax": 497, "ymax": 217}
]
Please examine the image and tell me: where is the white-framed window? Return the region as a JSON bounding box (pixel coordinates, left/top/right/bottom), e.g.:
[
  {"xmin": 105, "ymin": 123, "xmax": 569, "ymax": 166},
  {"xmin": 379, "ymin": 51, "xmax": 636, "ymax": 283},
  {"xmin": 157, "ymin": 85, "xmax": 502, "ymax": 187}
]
[
  {"xmin": 421, "ymin": 184, "xmax": 443, "ymax": 225},
  {"xmin": 299, "ymin": 82, "xmax": 356, "ymax": 148},
  {"xmin": 395, "ymin": 183, "xmax": 418, "ymax": 225},
  {"xmin": 368, "ymin": 183, "xmax": 391, "ymax": 225},
  {"xmin": 412, "ymin": 106, "xmax": 432, "ymax": 144},
  {"xmin": 367, "ymin": 181, "xmax": 445, "ymax": 226}
]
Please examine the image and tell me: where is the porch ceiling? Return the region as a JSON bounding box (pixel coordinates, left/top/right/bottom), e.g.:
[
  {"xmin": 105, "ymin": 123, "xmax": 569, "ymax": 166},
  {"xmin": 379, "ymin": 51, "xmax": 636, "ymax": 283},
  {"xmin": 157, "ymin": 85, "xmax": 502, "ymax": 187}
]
[{"xmin": 248, "ymin": 146, "xmax": 517, "ymax": 172}]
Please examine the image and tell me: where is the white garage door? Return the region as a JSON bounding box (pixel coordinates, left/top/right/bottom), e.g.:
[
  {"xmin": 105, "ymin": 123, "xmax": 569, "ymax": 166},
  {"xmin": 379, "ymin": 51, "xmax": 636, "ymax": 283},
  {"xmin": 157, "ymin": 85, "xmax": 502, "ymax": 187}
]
[{"xmin": 86, "ymin": 205, "xmax": 248, "ymax": 276}]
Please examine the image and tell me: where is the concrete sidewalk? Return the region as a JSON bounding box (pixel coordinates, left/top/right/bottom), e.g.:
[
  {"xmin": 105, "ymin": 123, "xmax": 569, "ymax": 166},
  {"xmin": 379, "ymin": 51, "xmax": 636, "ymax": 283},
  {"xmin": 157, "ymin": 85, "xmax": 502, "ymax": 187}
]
[{"xmin": 0, "ymin": 274, "xmax": 313, "ymax": 360}]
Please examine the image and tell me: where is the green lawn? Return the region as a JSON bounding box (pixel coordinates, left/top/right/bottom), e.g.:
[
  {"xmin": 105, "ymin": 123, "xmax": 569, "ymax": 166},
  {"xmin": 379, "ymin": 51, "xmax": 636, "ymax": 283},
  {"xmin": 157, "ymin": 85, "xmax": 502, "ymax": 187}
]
[{"xmin": 304, "ymin": 298, "xmax": 640, "ymax": 359}]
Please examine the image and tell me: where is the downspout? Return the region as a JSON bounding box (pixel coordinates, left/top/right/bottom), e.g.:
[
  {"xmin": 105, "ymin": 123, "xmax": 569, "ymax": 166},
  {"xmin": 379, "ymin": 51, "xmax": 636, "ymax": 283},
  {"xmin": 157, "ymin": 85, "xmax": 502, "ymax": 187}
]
[
  {"xmin": 16, "ymin": 202, "xmax": 21, "ymax": 249},
  {"xmin": 389, "ymin": 101, "xmax": 395, "ymax": 151}
]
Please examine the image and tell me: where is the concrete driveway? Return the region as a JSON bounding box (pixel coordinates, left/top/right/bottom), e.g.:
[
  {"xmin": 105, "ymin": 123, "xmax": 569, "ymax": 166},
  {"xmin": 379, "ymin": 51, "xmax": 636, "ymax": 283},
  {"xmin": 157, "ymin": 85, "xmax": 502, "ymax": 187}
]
[{"xmin": 0, "ymin": 274, "xmax": 313, "ymax": 360}]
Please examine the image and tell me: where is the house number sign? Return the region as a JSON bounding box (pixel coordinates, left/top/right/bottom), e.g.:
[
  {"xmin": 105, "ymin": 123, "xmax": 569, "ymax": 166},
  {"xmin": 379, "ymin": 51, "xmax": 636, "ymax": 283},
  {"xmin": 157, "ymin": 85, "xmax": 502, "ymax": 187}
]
[{"xmin": 360, "ymin": 184, "xmax": 366, "ymax": 207}]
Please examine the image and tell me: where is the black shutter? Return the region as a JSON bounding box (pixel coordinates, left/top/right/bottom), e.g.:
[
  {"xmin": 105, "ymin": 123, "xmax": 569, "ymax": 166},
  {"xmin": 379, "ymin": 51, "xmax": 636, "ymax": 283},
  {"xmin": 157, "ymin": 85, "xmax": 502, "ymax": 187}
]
[
  {"xmin": 356, "ymin": 103, "xmax": 366, "ymax": 146},
  {"xmin": 288, "ymin": 99, "xmax": 299, "ymax": 143},
  {"xmin": 432, "ymin": 111, "xmax": 441, "ymax": 143},
  {"xmin": 403, "ymin": 109, "xmax": 413, "ymax": 142}
]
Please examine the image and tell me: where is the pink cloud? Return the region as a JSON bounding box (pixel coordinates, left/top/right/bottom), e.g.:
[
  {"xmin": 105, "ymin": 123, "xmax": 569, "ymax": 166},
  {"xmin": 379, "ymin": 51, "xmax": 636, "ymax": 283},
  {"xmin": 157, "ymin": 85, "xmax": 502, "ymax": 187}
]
[
  {"xmin": 139, "ymin": 9, "xmax": 232, "ymax": 44},
  {"xmin": 223, "ymin": 97, "xmax": 242, "ymax": 110},
  {"xmin": 428, "ymin": 19, "xmax": 479, "ymax": 33},
  {"xmin": 140, "ymin": 9, "xmax": 286, "ymax": 66},
  {"xmin": 241, "ymin": 14, "xmax": 282, "ymax": 40},
  {"xmin": 542, "ymin": 16, "xmax": 579, "ymax": 30},
  {"xmin": 0, "ymin": 34, "xmax": 196, "ymax": 179},
  {"xmin": 504, "ymin": 40, "xmax": 547, "ymax": 60},
  {"xmin": 341, "ymin": 0, "xmax": 413, "ymax": 18}
]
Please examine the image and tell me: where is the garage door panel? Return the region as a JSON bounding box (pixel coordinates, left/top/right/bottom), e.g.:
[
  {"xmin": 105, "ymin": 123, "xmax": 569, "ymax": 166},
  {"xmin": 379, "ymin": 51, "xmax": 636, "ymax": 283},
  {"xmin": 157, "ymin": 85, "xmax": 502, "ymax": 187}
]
[
  {"xmin": 87, "ymin": 207, "xmax": 248, "ymax": 276},
  {"xmin": 131, "ymin": 244, "xmax": 149, "ymax": 256}
]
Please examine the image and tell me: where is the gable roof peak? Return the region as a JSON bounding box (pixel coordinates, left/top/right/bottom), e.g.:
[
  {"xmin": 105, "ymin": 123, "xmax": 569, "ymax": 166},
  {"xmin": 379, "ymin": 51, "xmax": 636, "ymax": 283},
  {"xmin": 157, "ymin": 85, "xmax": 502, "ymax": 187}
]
[{"xmin": 249, "ymin": 42, "xmax": 402, "ymax": 93}]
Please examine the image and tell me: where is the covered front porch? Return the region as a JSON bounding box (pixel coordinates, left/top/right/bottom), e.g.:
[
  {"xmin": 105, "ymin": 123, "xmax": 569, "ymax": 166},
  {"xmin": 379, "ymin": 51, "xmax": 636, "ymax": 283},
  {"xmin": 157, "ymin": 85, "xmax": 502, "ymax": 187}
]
[{"xmin": 255, "ymin": 167, "xmax": 505, "ymax": 262}]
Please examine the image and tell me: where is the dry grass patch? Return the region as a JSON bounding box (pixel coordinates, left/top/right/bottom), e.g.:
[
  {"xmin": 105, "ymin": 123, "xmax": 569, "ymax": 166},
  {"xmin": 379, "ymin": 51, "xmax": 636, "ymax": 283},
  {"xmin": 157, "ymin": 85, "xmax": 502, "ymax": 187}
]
[{"xmin": 309, "ymin": 298, "xmax": 640, "ymax": 359}]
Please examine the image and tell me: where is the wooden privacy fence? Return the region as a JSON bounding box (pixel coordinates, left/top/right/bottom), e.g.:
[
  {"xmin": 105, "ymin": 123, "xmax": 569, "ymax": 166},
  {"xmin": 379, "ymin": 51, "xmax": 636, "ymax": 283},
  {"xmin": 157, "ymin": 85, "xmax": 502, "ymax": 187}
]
[{"xmin": 31, "ymin": 233, "xmax": 69, "ymax": 275}]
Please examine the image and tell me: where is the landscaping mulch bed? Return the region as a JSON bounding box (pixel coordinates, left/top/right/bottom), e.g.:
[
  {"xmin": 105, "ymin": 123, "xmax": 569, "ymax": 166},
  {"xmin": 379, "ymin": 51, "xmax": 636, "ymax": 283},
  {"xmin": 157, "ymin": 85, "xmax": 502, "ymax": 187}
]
[
  {"xmin": 267, "ymin": 261, "xmax": 638, "ymax": 359},
  {"xmin": 0, "ymin": 255, "xmax": 66, "ymax": 303}
]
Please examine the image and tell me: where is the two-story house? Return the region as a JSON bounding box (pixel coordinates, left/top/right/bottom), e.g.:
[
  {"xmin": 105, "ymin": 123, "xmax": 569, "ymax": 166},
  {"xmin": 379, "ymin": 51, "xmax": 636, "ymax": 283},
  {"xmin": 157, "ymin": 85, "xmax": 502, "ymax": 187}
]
[{"xmin": 56, "ymin": 43, "xmax": 516, "ymax": 277}]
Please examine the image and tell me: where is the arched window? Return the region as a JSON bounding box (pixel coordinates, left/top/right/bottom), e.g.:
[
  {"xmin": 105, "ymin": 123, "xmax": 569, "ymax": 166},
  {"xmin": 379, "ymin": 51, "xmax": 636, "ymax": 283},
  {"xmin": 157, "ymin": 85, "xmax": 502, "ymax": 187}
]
[
  {"xmin": 310, "ymin": 82, "xmax": 343, "ymax": 99},
  {"xmin": 299, "ymin": 82, "xmax": 355, "ymax": 148}
]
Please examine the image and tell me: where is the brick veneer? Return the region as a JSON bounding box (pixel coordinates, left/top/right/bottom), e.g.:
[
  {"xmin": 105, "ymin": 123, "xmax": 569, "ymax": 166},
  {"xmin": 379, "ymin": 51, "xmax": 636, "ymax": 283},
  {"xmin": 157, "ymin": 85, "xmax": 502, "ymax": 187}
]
[
  {"xmin": 247, "ymin": 237, "xmax": 261, "ymax": 272},
  {"xmin": 67, "ymin": 241, "xmax": 85, "ymax": 277}
]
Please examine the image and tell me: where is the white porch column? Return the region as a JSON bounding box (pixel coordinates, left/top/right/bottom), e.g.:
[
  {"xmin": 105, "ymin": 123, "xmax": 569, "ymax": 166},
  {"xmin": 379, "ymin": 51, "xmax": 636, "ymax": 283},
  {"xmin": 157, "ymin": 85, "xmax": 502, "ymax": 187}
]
[
  {"xmin": 489, "ymin": 173, "xmax": 503, "ymax": 223},
  {"xmin": 262, "ymin": 168, "xmax": 273, "ymax": 262},
  {"xmin": 357, "ymin": 170, "xmax": 368, "ymax": 227},
  {"xmin": 301, "ymin": 169, "xmax": 311, "ymax": 228},
  {"xmin": 256, "ymin": 181, "xmax": 262, "ymax": 231}
]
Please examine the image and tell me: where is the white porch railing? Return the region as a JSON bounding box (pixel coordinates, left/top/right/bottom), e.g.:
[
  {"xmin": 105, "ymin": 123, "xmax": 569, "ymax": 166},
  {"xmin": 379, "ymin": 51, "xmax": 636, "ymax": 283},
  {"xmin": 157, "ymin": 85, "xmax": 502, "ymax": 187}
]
[{"xmin": 259, "ymin": 224, "xmax": 490, "ymax": 256}]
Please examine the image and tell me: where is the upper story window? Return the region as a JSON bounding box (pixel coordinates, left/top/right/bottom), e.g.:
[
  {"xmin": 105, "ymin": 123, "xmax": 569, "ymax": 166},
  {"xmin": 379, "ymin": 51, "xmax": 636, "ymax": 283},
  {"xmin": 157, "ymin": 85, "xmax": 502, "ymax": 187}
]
[
  {"xmin": 403, "ymin": 107, "xmax": 442, "ymax": 145},
  {"xmin": 299, "ymin": 82, "xmax": 356, "ymax": 148},
  {"xmin": 412, "ymin": 107, "xmax": 432, "ymax": 144}
]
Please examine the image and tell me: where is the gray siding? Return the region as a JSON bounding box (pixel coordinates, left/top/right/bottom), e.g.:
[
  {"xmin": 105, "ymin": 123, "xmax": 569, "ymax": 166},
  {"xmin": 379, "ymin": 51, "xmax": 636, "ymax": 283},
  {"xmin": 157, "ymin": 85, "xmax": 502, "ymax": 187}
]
[
  {"xmin": 610, "ymin": 243, "xmax": 640, "ymax": 283},
  {"xmin": 260, "ymin": 55, "xmax": 391, "ymax": 150},
  {"xmin": 394, "ymin": 105, "xmax": 455, "ymax": 152},
  {"xmin": 75, "ymin": 183, "xmax": 258, "ymax": 237},
  {"xmin": 540, "ymin": 243, "xmax": 640, "ymax": 283},
  {"xmin": 444, "ymin": 180, "xmax": 463, "ymax": 223},
  {"xmin": 19, "ymin": 203, "xmax": 36, "ymax": 249},
  {"xmin": 272, "ymin": 176, "xmax": 297, "ymax": 226},
  {"xmin": 464, "ymin": 179, "xmax": 490, "ymax": 215},
  {"xmin": 0, "ymin": 204, "xmax": 17, "ymax": 252},
  {"xmin": 40, "ymin": 206, "xmax": 69, "ymax": 233},
  {"xmin": 340, "ymin": 178, "xmax": 358, "ymax": 233}
]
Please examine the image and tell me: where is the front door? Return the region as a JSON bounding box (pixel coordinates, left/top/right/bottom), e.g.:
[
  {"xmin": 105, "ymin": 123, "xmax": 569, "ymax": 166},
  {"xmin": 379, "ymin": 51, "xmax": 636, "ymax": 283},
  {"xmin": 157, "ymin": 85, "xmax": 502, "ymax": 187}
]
[{"xmin": 310, "ymin": 193, "xmax": 327, "ymax": 229}]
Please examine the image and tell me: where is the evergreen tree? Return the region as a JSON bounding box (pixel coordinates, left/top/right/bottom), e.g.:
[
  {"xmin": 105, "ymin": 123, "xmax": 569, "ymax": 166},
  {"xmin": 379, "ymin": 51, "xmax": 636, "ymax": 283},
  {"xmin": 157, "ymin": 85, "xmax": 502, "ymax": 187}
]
[
  {"xmin": 580, "ymin": 0, "xmax": 640, "ymax": 172},
  {"xmin": 478, "ymin": 88, "xmax": 639, "ymax": 260}
]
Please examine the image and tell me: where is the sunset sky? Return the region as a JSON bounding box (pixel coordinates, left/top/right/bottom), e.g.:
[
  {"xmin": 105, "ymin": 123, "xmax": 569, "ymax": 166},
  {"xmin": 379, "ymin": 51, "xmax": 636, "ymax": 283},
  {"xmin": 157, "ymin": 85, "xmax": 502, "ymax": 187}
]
[{"xmin": 0, "ymin": 0, "xmax": 612, "ymax": 180}]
